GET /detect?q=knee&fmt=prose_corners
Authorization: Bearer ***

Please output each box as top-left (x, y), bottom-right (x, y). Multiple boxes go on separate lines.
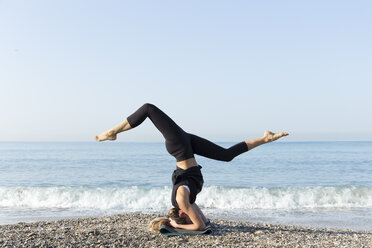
top-left (223, 156), bottom-right (234, 162)
top-left (142, 103), bottom-right (155, 112)
top-left (142, 103), bottom-right (159, 115)
top-left (143, 103), bottom-right (153, 108)
top-left (222, 152), bottom-right (234, 162)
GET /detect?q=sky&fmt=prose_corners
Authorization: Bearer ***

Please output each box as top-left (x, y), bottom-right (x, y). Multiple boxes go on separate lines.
top-left (0, 0), bottom-right (371, 142)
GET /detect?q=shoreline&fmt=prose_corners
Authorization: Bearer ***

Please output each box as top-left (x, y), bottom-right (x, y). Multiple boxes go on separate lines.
top-left (1, 213), bottom-right (371, 247)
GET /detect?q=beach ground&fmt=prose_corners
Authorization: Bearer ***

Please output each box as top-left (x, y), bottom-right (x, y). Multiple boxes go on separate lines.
top-left (0, 213), bottom-right (371, 247)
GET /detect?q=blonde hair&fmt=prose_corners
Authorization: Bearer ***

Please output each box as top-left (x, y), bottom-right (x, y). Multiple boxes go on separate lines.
top-left (149, 208), bottom-right (187, 232)
top-left (149, 217), bottom-right (169, 232)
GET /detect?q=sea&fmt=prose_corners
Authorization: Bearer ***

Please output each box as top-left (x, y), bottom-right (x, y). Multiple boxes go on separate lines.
top-left (0, 141), bottom-right (371, 231)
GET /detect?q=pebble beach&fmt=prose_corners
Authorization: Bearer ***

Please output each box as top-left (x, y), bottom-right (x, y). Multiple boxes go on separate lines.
top-left (0, 214), bottom-right (371, 248)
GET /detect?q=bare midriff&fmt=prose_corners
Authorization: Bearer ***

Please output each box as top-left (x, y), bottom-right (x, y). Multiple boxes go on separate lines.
top-left (176, 157), bottom-right (198, 170)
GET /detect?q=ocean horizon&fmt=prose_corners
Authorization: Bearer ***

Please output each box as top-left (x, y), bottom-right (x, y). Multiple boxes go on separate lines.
top-left (1, 141), bottom-right (371, 231)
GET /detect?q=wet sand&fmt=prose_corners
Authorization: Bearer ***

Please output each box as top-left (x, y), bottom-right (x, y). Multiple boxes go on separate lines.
top-left (0, 213), bottom-right (371, 247)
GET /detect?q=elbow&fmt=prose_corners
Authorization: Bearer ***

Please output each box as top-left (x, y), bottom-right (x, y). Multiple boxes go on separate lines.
top-left (195, 222), bottom-right (206, 231)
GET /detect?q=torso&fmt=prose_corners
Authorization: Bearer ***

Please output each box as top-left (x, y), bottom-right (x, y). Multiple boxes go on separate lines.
top-left (171, 163), bottom-right (204, 209)
top-left (176, 157), bottom-right (198, 170)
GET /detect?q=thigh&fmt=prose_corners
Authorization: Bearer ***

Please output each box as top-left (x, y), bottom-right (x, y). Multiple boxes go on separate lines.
top-left (165, 131), bottom-right (194, 161)
top-left (146, 104), bottom-right (185, 141)
top-left (189, 134), bottom-right (227, 160)
top-left (128, 103), bottom-right (185, 141)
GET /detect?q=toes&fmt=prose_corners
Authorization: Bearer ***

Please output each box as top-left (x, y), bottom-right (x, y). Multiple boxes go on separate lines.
top-left (276, 132), bottom-right (288, 139)
top-left (264, 131), bottom-right (288, 142)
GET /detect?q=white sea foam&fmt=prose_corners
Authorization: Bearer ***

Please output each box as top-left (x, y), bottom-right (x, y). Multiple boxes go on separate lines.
top-left (0, 185), bottom-right (371, 211)
top-left (199, 185), bottom-right (372, 210)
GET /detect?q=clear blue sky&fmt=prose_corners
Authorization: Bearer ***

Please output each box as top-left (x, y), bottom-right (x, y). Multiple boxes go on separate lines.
top-left (1, 1), bottom-right (371, 141)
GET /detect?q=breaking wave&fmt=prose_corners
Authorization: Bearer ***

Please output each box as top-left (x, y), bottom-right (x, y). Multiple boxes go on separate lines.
top-left (1, 185), bottom-right (371, 211)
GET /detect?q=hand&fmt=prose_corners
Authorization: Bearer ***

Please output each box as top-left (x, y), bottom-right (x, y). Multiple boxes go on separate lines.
top-left (169, 218), bottom-right (179, 228)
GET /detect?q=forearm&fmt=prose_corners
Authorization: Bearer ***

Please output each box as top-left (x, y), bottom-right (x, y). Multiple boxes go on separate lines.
top-left (175, 222), bottom-right (205, 231)
top-left (194, 204), bottom-right (207, 223)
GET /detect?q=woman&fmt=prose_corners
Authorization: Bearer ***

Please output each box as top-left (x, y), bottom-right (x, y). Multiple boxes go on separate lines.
top-left (95, 103), bottom-right (288, 231)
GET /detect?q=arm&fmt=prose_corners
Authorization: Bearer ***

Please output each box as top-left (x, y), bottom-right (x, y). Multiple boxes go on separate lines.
top-left (169, 187), bottom-right (206, 231)
top-left (193, 203), bottom-right (207, 223)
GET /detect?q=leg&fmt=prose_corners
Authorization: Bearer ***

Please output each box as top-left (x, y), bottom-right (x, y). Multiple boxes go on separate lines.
top-left (95, 103), bottom-right (194, 162)
top-left (190, 134), bottom-right (248, 162)
top-left (190, 131), bottom-right (288, 162)
top-left (95, 103), bottom-right (184, 142)
top-left (127, 103), bottom-right (195, 161)
top-left (126, 103), bottom-right (185, 140)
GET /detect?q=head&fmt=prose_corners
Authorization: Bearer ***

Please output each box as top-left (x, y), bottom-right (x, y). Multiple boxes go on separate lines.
top-left (149, 207), bottom-right (191, 232)
top-left (169, 207), bottom-right (193, 225)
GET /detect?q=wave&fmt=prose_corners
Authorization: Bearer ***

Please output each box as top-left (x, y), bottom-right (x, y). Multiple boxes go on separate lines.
top-left (0, 185), bottom-right (371, 211)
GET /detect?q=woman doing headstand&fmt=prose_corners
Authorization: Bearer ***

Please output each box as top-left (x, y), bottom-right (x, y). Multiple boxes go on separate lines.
top-left (95, 103), bottom-right (288, 231)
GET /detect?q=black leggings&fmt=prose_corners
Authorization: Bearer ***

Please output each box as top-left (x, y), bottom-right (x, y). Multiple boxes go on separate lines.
top-left (127, 103), bottom-right (248, 162)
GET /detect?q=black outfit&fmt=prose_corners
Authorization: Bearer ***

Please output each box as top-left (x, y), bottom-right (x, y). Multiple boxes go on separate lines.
top-left (127, 103), bottom-right (249, 208)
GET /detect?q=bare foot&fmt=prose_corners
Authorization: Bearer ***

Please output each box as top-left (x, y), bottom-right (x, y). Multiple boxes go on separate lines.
top-left (264, 131), bottom-right (288, 143)
top-left (95, 129), bottom-right (117, 142)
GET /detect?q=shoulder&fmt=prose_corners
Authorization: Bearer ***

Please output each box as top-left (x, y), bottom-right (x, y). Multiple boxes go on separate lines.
top-left (176, 185), bottom-right (190, 197)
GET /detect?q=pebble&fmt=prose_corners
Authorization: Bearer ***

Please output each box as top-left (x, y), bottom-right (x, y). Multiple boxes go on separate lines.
top-left (0, 213), bottom-right (371, 248)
